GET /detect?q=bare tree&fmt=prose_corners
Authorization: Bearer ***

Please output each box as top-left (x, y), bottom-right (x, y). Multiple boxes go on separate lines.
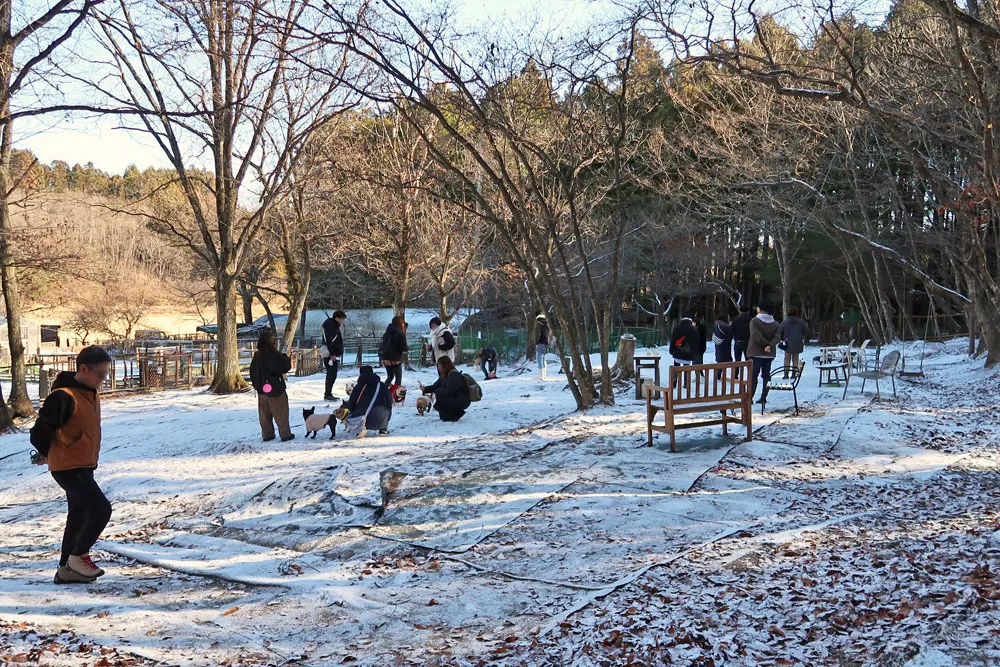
top-left (93, 0), bottom-right (342, 391)
top-left (310, 3), bottom-right (658, 407)
top-left (0, 0), bottom-right (105, 422)
top-left (648, 0), bottom-right (1000, 363)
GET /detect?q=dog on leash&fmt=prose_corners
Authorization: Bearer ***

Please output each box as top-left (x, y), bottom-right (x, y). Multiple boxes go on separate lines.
top-left (303, 406), bottom-right (336, 439)
top-left (332, 400), bottom-right (350, 424)
top-left (388, 384), bottom-right (407, 406)
top-left (416, 394), bottom-right (434, 416)
top-left (344, 381), bottom-right (356, 397)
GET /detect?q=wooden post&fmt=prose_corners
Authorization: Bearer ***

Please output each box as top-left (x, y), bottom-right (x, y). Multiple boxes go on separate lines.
top-left (38, 360), bottom-right (49, 400)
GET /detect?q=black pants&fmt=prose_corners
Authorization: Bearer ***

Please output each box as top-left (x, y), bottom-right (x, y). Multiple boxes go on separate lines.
top-left (324, 358), bottom-right (339, 396)
top-left (51, 468), bottom-right (112, 567)
top-left (733, 340), bottom-right (748, 362)
top-left (384, 364), bottom-right (402, 386)
top-left (751, 357), bottom-right (774, 401)
top-left (483, 357), bottom-right (497, 380)
top-left (435, 402), bottom-right (466, 422)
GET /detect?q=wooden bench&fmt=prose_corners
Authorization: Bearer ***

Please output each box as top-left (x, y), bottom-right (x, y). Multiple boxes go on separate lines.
top-left (645, 361), bottom-right (753, 452)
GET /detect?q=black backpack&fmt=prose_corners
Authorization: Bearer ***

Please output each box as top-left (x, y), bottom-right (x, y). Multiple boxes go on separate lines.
top-left (380, 331), bottom-right (392, 357)
top-left (439, 328), bottom-right (456, 352)
top-left (250, 355), bottom-right (285, 397)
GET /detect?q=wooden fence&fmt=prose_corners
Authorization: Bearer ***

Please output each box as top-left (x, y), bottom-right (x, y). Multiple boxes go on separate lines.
top-left (37, 351), bottom-right (193, 399)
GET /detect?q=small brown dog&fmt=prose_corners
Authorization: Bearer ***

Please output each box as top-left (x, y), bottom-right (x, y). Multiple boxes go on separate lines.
top-left (416, 395), bottom-right (433, 416)
top-left (332, 401), bottom-right (350, 424)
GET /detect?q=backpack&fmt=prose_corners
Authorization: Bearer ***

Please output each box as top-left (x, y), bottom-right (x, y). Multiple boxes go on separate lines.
top-left (250, 355), bottom-right (285, 397)
top-left (380, 331), bottom-right (392, 357)
top-left (438, 328), bottom-right (456, 352)
top-left (462, 373), bottom-right (482, 402)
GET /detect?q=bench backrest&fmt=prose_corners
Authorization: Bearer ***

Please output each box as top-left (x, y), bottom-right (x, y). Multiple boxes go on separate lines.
top-left (666, 361), bottom-right (752, 407)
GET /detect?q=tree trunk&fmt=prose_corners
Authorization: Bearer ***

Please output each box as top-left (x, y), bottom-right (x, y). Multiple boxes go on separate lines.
top-left (611, 334), bottom-right (636, 381)
top-left (282, 270), bottom-right (311, 354)
top-left (238, 283), bottom-right (254, 326)
top-left (209, 277), bottom-right (248, 393)
top-left (598, 309), bottom-right (614, 405)
top-left (775, 228), bottom-right (792, 318)
top-left (0, 99), bottom-right (32, 418)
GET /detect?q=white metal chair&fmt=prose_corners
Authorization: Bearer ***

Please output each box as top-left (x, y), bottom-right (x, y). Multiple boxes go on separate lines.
top-left (855, 339), bottom-right (871, 372)
top-left (843, 350), bottom-right (901, 401)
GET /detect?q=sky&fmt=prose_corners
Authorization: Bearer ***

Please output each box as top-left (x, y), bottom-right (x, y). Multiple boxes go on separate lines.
top-left (16, 0), bottom-right (609, 176)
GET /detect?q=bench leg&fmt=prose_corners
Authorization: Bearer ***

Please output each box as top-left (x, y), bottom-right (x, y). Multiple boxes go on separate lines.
top-left (646, 413), bottom-right (653, 447)
top-left (722, 411), bottom-right (728, 437)
top-left (842, 377), bottom-right (849, 400)
top-left (793, 389), bottom-right (799, 415)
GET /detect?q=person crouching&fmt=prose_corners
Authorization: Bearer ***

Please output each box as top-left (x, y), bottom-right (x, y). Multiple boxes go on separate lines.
top-left (421, 356), bottom-right (471, 422)
top-left (344, 365), bottom-right (393, 436)
top-left (30, 345), bottom-right (114, 584)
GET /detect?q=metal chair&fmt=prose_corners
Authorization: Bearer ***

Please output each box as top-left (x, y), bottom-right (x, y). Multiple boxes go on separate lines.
top-left (855, 339), bottom-right (871, 372)
top-left (762, 360), bottom-right (806, 414)
top-left (843, 350), bottom-right (901, 401)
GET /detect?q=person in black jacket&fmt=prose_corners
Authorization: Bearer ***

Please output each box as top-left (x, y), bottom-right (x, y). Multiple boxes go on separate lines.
top-left (249, 330), bottom-right (294, 442)
top-left (421, 356), bottom-right (471, 422)
top-left (730, 306), bottom-right (753, 362)
top-left (693, 312), bottom-right (708, 365)
top-left (669, 316), bottom-right (701, 366)
top-left (344, 365), bottom-right (392, 435)
top-left (322, 310), bottom-right (346, 401)
top-left (713, 311), bottom-right (733, 364)
top-left (380, 315), bottom-right (408, 387)
top-left (477, 346), bottom-right (498, 380)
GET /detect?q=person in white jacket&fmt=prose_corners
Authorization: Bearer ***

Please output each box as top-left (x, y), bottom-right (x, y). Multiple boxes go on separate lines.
top-left (427, 317), bottom-right (457, 363)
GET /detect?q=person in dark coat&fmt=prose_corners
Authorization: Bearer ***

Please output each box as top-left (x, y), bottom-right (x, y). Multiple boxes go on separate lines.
top-left (748, 300), bottom-right (781, 403)
top-left (669, 316), bottom-right (701, 366)
top-left (535, 314), bottom-right (551, 379)
top-left (249, 330), bottom-right (294, 442)
top-left (380, 315), bottom-right (409, 387)
top-left (693, 313), bottom-right (708, 365)
top-left (713, 311), bottom-right (733, 364)
top-left (421, 356), bottom-right (471, 422)
top-left (344, 365), bottom-right (392, 434)
top-left (731, 306), bottom-right (753, 362)
top-left (778, 307), bottom-right (809, 378)
top-left (30, 345), bottom-right (114, 584)
top-left (322, 310), bottom-right (346, 400)
top-left (477, 346), bottom-right (498, 380)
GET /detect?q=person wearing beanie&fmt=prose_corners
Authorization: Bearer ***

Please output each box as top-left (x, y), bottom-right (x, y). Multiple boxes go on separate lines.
top-left (30, 345), bottom-right (114, 584)
top-left (730, 305), bottom-right (753, 362)
top-left (344, 365), bottom-right (393, 435)
top-left (322, 310), bottom-right (346, 400)
top-left (747, 299), bottom-right (781, 404)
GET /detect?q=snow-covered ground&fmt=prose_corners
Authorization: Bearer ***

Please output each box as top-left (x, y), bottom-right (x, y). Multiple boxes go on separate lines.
top-left (1, 341), bottom-right (999, 666)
